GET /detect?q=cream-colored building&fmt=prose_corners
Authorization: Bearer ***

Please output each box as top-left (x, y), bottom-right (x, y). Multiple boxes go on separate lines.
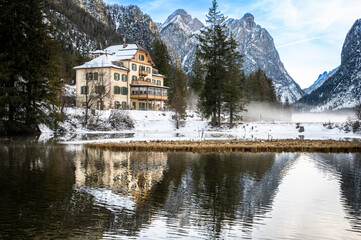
top-left (74, 43), bottom-right (168, 110)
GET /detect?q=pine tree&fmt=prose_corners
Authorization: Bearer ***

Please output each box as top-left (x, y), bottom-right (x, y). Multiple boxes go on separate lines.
top-left (190, 47), bottom-right (204, 93)
top-left (151, 40), bottom-right (171, 86)
top-left (197, 0), bottom-right (229, 127)
top-left (169, 67), bottom-right (187, 128)
top-left (0, 0), bottom-right (61, 135)
top-left (222, 34), bottom-right (247, 128)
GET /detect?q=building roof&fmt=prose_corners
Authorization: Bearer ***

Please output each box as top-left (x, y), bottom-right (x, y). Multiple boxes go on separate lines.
top-left (73, 54), bottom-right (129, 71)
top-left (74, 43), bottom-right (157, 70)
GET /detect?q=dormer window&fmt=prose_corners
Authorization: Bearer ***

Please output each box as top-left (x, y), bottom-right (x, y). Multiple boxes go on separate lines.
top-left (139, 54), bottom-right (145, 61)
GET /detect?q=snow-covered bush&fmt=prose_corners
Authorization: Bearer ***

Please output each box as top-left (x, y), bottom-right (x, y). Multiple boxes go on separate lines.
top-left (108, 110), bottom-right (134, 130)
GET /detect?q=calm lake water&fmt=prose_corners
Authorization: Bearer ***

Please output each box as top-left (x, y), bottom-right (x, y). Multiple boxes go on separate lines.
top-left (0, 138), bottom-right (361, 239)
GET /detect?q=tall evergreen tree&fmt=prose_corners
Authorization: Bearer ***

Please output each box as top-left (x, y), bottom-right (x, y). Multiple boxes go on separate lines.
top-left (0, 0), bottom-right (61, 135)
top-left (222, 34), bottom-right (247, 128)
top-left (197, 0), bottom-right (229, 127)
top-left (151, 40), bottom-right (171, 86)
top-left (190, 47), bottom-right (204, 93)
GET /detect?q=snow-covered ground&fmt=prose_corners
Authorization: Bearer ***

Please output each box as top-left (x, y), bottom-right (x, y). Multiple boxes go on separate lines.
top-left (39, 108), bottom-right (361, 144)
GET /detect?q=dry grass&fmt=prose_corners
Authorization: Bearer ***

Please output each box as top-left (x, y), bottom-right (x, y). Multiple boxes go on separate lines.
top-left (85, 139), bottom-right (361, 153)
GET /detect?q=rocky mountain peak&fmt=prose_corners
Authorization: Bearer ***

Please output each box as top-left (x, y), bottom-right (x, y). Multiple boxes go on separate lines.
top-left (241, 13), bottom-right (255, 28)
top-left (164, 9), bottom-right (192, 26)
top-left (341, 18), bottom-right (361, 64)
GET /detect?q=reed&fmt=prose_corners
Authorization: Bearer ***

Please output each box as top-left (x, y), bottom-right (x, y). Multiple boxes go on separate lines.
top-left (85, 139), bottom-right (361, 153)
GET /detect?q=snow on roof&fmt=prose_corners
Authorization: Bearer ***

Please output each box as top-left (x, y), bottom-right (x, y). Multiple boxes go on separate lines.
top-left (73, 54), bottom-right (129, 70)
top-left (153, 73), bottom-right (166, 78)
top-left (104, 44), bottom-right (139, 54)
top-left (92, 50), bottom-right (105, 54)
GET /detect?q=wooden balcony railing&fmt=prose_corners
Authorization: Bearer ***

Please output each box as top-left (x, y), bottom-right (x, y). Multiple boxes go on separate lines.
top-left (131, 80), bottom-right (157, 85)
top-left (139, 70), bottom-right (148, 76)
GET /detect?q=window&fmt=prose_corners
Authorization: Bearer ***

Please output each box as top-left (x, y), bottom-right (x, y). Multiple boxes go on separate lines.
top-left (122, 74), bottom-right (127, 82)
top-left (139, 102), bottom-right (145, 110)
top-left (132, 76), bottom-right (137, 81)
top-left (131, 87), bottom-right (138, 95)
top-left (114, 101), bottom-right (120, 109)
top-left (139, 87), bottom-right (146, 95)
top-left (152, 79), bottom-right (156, 83)
top-left (95, 86), bottom-right (105, 94)
top-left (140, 77), bottom-right (145, 81)
top-left (114, 86), bottom-right (121, 94)
top-left (132, 102), bottom-right (136, 110)
top-left (86, 73), bottom-right (93, 80)
top-left (97, 101), bottom-right (104, 110)
top-left (94, 72), bottom-right (98, 80)
top-left (162, 89), bottom-right (168, 96)
top-left (155, 88), bottom-right (161, 96)
top-left (81, 86), bottom-right (88, 94)
top-left (139, 65), bottom-right (146, 71)
top-left (148, 103), bottom-right (152, 110)
top-left (122, 102), bottom-right (127, 109)
top-left (146, 78), bottom-right (151, 82)
top-left (146, 67), bottom-right (151, 73)
top-left (121, 87), bottom-right (128, 95)
top-left (149, 87), bottom-right (154, 95)
top-left (114, 73), bottom-right (120, 81)
top-left (139, 54), bottom-right (145, 61)
top-left (157, 80), bottom-right (161, 86)
top-left (132, 63), bottom-right (137, 71)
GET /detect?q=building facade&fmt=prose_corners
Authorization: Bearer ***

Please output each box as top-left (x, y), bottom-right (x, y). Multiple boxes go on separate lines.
top-left (74, 44), bottom-right (168, 111)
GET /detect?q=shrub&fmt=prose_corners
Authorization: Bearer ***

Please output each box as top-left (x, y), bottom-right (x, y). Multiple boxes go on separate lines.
top-left (108, 110), bottom-right (134, 130)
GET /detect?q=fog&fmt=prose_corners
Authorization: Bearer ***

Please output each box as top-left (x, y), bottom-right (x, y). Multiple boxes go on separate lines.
top-left (242, 102), bottom-right (291, 122)
top-left (292, 111), bottom-right (353, 123)
top-left (243, 102), bottom-right (355, 123)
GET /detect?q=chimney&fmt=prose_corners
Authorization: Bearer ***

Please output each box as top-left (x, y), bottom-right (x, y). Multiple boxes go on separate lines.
top-left (122, 37), bottom-right (127, 48)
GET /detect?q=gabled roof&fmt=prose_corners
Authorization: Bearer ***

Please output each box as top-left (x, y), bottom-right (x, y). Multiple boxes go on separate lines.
top-left (74, 43), bottom-right (156, 70)
top-left (73, 54), bottom-right (129, 71)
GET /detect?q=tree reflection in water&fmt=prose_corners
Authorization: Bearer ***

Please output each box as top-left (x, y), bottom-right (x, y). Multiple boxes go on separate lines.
top-left (1, 140), bottom-right (360, 239)
top-left (75, 149), bottom-right (296, 237)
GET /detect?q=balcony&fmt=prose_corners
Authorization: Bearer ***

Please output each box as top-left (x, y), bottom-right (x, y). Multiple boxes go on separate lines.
top-left (131, 94), bottom-right (167, 101)
top-left (139, 70), bottom-right (148, 76)
top-left (131, 80), bottom-right (156, 85)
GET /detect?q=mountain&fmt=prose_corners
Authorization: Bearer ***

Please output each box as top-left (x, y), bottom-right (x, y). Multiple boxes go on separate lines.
top-left (159, 10), bottom-right (305, 103)
top-left (296, 19), bottom-right (361, 111)
top-left (303, 67), bottom-right (339, 94)
top-left (45, 0), bottom-right (182, 69)
top-left (226, 14), bottom-right (304, 103)
top-left (159, 9), bottom-right (204, 73)
top-left (106, 4), bottom-right (160, 52)
top-left (45, 0), bottom-right (124, 55)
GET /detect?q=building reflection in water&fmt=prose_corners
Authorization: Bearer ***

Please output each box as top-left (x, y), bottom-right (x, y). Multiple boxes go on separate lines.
top-left (75, 149), bottom-right (168, 205)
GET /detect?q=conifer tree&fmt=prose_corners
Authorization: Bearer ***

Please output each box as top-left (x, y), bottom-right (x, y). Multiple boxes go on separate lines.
top-left (0, 0), bottom-right (61, 135)
top-left (222, 34), bottom-right (247, 128)
top-left (151, 40), bottom-right (171, 86)
top-left (197, 0), bottom-right (229, 127)
top-left (190, 47), bottom-right (204, 93)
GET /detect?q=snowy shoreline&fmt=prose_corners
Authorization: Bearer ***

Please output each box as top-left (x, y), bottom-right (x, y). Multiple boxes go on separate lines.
top-left (38, 108), bottom-right (361, 144)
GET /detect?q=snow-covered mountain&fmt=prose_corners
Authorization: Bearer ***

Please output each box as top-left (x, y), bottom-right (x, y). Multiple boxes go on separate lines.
top-left (159, 9), bottom-right (204, 73)
top-left (105, 4), bottom-right (160, 52)
top-left (297, 19), bottom-right (361, 111)
top-left (226, 14), bottom-right (304, 103)
top-left (159, 10), bottom-right (305, 103)
top-left (303, 67), bottom-right (339, 94)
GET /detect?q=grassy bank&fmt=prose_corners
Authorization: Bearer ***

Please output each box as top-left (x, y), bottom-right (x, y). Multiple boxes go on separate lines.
top-left (85, 140), bottom-right (361, 153)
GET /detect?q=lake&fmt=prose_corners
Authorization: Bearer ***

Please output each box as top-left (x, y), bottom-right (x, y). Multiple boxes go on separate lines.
top-left (0, 138), bottom-right (360, 239)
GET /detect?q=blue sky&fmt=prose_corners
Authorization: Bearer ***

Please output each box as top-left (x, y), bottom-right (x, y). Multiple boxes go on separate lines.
top-left (104, 0), bottom-right (361, 89)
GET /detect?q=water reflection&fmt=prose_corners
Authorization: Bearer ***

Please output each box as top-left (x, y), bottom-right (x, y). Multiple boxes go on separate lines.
top-left (0, 141), bottom-right (361, 239)
top-left (311, 153), bottom-right (361, 234)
